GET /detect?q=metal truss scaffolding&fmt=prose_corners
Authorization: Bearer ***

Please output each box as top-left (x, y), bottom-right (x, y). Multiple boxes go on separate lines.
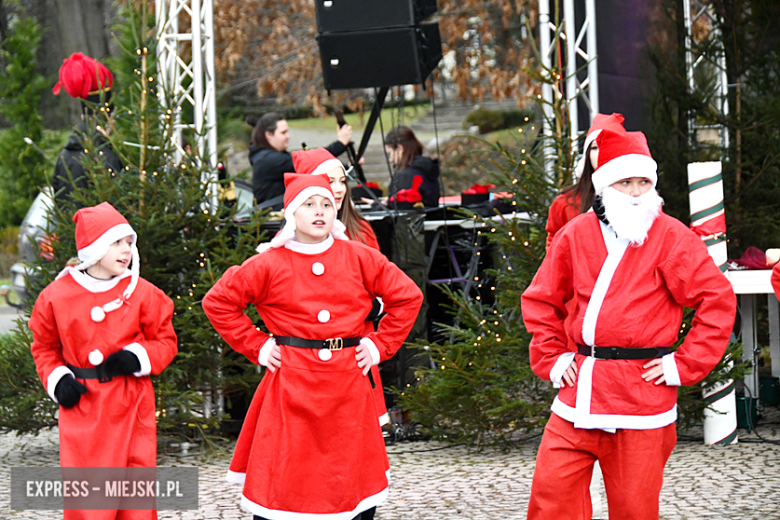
top-left (683, 0), bottom-right (729, 152)
top-left (538, 0), bottom-right (599, 172)
top-left (156, 0), bottom-right (221, 417)
top-left (156, 0), bottom-right (219, 206)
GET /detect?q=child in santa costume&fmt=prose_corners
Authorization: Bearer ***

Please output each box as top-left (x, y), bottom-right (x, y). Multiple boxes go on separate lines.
top-left (30, 202), bottom-right (178, 520)
top-left (203, 173), bottom-right (423, 520)
top-left (545, 113), bottom-right (626, 251)
top-left (522, 130), bottom-right (736, 520)
top-left (292, 148), bottom-right (390, 425)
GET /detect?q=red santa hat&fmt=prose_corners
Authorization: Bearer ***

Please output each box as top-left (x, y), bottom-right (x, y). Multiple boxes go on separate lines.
top-left (574, 113), bottom-right (626, 179)
top-left (256, 173), bottom-right (348, 253)
top-left (292, 148), bottom-right (346, 177)
top-left (57, 202), bottom-right (140, 322)
top-left (591, 129), bottom-right (658, 195)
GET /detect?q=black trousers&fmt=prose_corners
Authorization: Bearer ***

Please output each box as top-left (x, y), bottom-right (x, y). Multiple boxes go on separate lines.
top-left (255, 508), bottom-right (376, 520)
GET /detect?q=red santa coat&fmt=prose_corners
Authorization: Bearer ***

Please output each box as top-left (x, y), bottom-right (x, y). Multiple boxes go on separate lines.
top-left (772, 261), bottom-right (780, 299)
top-left (30, 274), bottom-right (176, 481)
top-left (545, 192), bottom-right (581, 251)
top-left (203, 236), bottom-right (423, 519)
top-left (522, 212), bottom-right (735, 430)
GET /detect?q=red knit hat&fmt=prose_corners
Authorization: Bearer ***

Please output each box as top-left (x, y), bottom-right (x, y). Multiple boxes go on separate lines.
top-left (65, 202), bottom-right (140, 322)
top-left (257, 174), bottom-right (348, 252)
top-left (574, 113), bottom-right (627, 179)
top-left (52, 52), bottom-right (113, 100)
top-left (591, 129), bottom-right (658, 194)
top-left (292, 148), bottom-right (345, 177)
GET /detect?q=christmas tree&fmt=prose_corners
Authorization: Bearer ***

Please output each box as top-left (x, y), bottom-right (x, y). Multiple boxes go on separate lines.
top-left (0, 0), bottom-right (269, 442)
top-left (399, 16), bottom-right (746, 448)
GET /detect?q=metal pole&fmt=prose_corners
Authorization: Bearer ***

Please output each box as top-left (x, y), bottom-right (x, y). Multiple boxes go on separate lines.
top-left (585, 0), bottom-right (598, 118)
top-left (563, 0), bottom-right (578, 140)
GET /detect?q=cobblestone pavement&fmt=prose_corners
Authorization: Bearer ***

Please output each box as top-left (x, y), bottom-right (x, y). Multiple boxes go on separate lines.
top-left (3, 416), bottom-right (780, 519)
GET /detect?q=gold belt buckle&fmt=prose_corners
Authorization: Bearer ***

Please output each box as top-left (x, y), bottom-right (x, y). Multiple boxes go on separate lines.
top-left (326, 337), bottom-right (343, 351)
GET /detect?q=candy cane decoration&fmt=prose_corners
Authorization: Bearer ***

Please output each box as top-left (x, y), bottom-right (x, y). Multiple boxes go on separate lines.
top-left (688, 161), bottom-right (737, 445)
top-left (688, 162), bottom-right (728, 271)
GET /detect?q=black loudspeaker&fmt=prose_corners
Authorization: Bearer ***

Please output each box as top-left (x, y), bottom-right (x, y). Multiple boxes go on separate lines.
top-left (315, 0), bottom-right (438, 33)
top-left (318, 22), bottom-right (442, 90)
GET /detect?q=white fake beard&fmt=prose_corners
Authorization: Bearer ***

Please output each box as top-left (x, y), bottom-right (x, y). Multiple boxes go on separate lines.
top-left (601, 186), bottom-right (664, 246)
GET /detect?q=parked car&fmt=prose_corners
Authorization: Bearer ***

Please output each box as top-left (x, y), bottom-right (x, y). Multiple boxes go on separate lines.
top-left (10, 188), bottom-right (53, 307)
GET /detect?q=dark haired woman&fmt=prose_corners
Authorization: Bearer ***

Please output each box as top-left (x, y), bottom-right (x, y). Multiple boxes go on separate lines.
top-left (384, 125), bottom-right (440, 208)
top-left (247, 112), bottom-right (353, 210)
top-left (545, 113), bottom-right (626, 251)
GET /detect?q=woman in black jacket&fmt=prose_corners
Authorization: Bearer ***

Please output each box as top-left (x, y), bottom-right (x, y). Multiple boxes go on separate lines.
top-left (384, 125), bottom-right (440, 208)
top-left (248, 112), bottom-right (352, 210)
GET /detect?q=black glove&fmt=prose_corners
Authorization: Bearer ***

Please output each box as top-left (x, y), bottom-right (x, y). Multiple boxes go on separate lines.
top-left (54, 375), bottom-right (88, 408)
top-left (103, 350), bottom-right (141, 378)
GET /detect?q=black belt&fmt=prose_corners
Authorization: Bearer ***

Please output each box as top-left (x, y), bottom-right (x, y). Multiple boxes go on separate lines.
top-left (577, 344), bottom-right (670, 360)
top-left (67, 363), bottom-right (113, 383)
top-left (274, 336), bottom-right (361, 350)
top-left (273, 335), bottom-right (374, 388)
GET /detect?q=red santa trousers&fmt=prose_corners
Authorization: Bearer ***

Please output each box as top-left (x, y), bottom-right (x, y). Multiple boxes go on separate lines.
top-left (527, 413), bottom-right (676, 520)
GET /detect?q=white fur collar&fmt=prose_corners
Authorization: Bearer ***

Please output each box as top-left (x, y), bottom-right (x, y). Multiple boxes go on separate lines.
top-left (284, 235), bottom-right (335, 255)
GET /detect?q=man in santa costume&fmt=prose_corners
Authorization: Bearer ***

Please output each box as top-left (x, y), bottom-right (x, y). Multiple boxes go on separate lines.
top-left (203, 173), bottom-right (423, 520)
top-left (521, 129), bottom-right (736, 520)
top-left (30, 202), bottom-right (178, 520)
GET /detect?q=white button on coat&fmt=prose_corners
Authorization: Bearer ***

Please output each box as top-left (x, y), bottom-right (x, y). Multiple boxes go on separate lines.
top-left (312, 262), bottom-right (325, 276)
top-left (317, 310), bottom-right (330, 323)
top-left (90, 306), bottom-right (106, 323)
top-left (88, 349), bottom-right (104, 366)
top-left (318, 349), bottom-right (333, 361)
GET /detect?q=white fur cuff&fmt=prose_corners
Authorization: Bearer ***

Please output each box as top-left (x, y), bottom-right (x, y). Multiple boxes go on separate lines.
top-left (47, 365), bottom-right (75, 403)
top-left (361, 337), bottom-right (381, 365)
top-left (550, 352), bottom-right (576, 386)
top-left (258, 337), bottom-right (277, 366)
top-left (124, 343), bottom-right (151, 377)
top-left (662, 352), bottom-right (681, 386)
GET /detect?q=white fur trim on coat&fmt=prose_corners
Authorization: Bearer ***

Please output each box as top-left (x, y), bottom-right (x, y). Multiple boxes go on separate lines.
top-left (226, 470), bottom-right (246, 485)
top-left (258, 337), bottom-right (277, 366)
top-left (361, 337), bottom-right (381, 365)
top-left (239, 487), bottom-right (388, 520)
top-left (581, 223), bottom-right (629, 346)
top-left (123, 342), bottom-right (151, 376)
top-left (549, 352), bottom-right (575, 387)
top-left (47, 365), bottom-right (76, 403)
top-left (662, 352), bottom-right (681, 386)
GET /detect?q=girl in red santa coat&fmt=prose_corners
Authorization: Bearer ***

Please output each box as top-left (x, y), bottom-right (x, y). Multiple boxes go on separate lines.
top-left (545, 113), bottom-right (627, 251)
top-left (292, 148), bottom-right (390, 425)
top-left (203, 173), bottom-right (423, 520)
top-left (522, 130), bottom-right (736, 520)
top-left (30, 202), bottom-right (178, 520)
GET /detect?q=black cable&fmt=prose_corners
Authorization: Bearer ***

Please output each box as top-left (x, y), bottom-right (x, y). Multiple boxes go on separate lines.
top-left (739, 384), bottom-right (780, 445)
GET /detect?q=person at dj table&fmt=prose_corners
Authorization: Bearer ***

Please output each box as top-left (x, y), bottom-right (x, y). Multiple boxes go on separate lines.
top-left (247, 112), bottom-right (354, 210)
top-left (521, 129), bottom-right (736, 520)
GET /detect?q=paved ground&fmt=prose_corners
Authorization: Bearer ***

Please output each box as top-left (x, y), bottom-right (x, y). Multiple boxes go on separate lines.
top-left (3, 411), bottom-right (780, 519)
